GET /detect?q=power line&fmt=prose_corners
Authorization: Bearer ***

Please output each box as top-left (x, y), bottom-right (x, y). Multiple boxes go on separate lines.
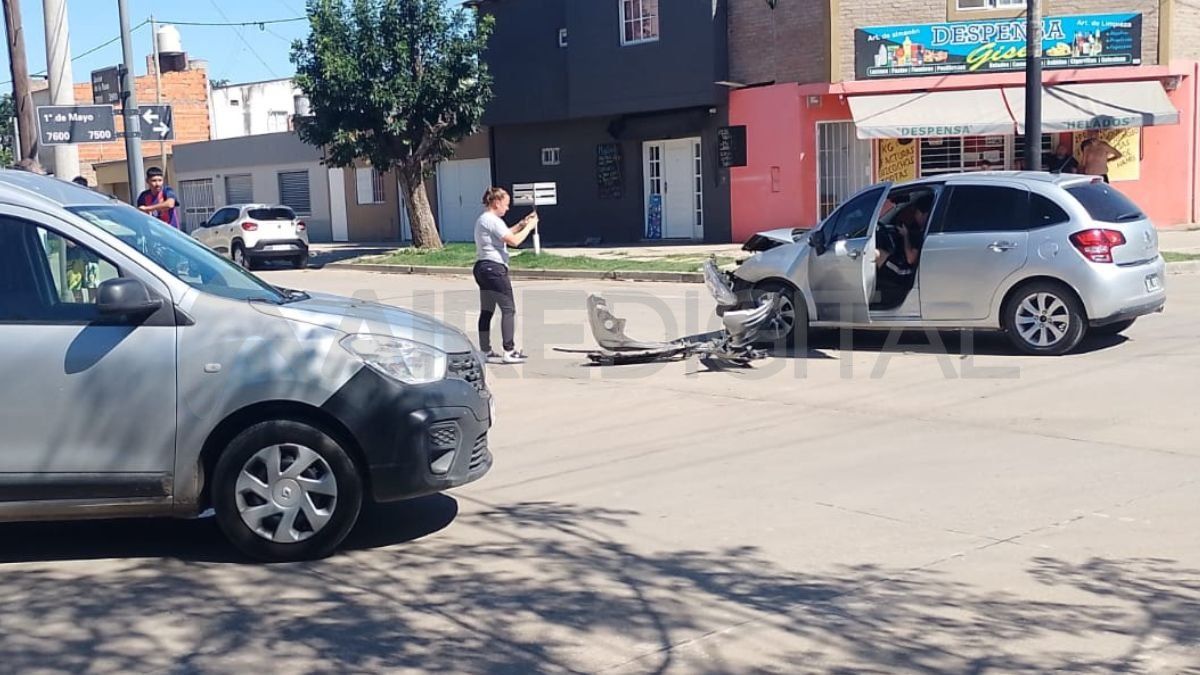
top-left (204, 2), bottom-right (282, 78)
top-left (1, 19), bottom-right (151, 87)
top-left (155, 16), bottom-right (306, 27)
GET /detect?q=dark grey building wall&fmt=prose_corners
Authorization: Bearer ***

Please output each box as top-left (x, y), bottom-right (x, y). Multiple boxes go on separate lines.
top-left (492, 108), bottom-right (731, 245)
top-left (480, 0), bottom-right (727, 123)
top-left (174, 132), bottom-right (323, 173)
top-left (565, 0), bottom-right (727, 117)
top-left (478, 0), bottom-right (568, 125)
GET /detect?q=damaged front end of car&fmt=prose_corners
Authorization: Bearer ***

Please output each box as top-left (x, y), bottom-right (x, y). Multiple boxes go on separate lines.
top-left (555, 259), bottom-right (781, 367)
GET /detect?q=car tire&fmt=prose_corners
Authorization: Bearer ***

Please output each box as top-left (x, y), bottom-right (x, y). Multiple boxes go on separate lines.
top-left (1002, 281), bottom-right (1087, 356)
top-left (213, 420), bottom-right (364, 562)
top-left (1090, 318), bottom-right (1136, 337)
top-left (751, 281), bottom-right (808, 351)
top-left (293, 253), bottom-right (309, 269)
top-left (232, 243), bottom-right (250, 270)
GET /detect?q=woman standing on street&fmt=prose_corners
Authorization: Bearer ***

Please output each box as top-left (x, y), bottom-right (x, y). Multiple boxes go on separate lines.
top-left (474, 187), bottom-right (538, 363)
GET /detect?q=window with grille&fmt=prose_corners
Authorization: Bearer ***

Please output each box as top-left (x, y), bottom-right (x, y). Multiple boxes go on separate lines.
top-left (693, 140), bottom-right (704, 229)
top-left (620, 0), bottom-right (659, 45)
top-left (919, 136), bottom-right (1010, 176)
top-left (356, 167), bottom-right (386, 204)
top-left (541, 147), bottom-right (561, 166)
top-left (817, 121), bottom-right (874, 220)
top-left (277, 171), bottom-right (311, 216)
top-left (1013, 134), bottom-right (1055, 169)
top-left (178, 178), bottom-right (215, 232)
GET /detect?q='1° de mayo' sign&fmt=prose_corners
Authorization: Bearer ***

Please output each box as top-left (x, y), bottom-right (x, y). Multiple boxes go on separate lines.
top-left (855, 13), bottom-right (1142, 80)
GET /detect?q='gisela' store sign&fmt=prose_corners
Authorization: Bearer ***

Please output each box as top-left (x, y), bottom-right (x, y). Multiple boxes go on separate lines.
top-left (854, 13), bottom-right (1142, 80)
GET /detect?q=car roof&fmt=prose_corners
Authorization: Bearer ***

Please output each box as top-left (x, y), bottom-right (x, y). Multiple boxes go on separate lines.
top-left (225, 203), bottom-right (293, 210)
top-left (0, 170), bottom-right (121, 210)
top-left (904, 171), bottom-right (1095, 189)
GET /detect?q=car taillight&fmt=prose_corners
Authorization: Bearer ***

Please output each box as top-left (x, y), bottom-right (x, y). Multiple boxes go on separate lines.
top-left (296, 221), bottom-right (306, 232)
top-left (241, 221), bottom-right (258, 232)
top-left (1070, 228), bottom-right (1126, 263)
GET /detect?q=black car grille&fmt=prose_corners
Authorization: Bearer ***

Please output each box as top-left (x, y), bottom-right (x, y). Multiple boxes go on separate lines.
top-left (469, 433), bottom-right (489, 471)
top-left (428, 423), bottom-right (459, 451)
top-left (448, 352), bottom-right (486, 393)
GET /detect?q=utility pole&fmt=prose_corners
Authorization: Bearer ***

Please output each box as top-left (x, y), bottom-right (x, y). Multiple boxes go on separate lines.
top-left (150, 16), bottom-right (165, 180)
top-left (43, 0), bottom-right (79, 178)
top-left (1024, 0), bottom-right (1043, 171)
top-left (3, 0), bottom-right (39, 165)
top-left (118, 0), bottom-right (143, 202)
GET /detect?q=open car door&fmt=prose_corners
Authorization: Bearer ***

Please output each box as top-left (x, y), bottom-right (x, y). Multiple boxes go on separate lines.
top-left (807, 182), bottom-right (893, 324)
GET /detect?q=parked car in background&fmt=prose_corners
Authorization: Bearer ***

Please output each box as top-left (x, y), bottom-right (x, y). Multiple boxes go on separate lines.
top-left (0, 172), bottom-right (493, 561)
top-left (192, 204), bottom-right (310, 270)
top-left (710, 172), bottom-right (1166, 356)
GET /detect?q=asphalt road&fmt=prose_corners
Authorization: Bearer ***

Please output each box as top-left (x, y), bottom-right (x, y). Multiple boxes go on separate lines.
top-left (3, 268), bottom-right (1199, 674)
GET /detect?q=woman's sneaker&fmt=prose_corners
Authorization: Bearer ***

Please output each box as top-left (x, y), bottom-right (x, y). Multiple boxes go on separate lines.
top-left (501, 349), bottom-right (528, 364)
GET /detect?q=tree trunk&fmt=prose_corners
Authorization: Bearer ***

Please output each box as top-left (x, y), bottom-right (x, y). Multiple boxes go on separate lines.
top-left (399, 169), bottom-right (444, 250)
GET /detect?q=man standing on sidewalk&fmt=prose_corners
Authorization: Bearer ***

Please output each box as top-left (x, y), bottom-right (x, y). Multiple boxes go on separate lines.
top-left (136, 167), bottom-right (181, 228)
top-left (1080, 134), bottom-right (1122, 184)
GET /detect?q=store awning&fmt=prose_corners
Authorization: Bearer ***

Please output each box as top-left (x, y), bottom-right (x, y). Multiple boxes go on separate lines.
top-left (1005, 81), bottom-right (1180, 134)
top-left (847, 89), bottom-right (1015, 140)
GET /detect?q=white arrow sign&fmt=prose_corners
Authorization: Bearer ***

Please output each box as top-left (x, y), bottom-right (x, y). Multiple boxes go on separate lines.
top-left (153, 123), bottom-right (169, 137)
top-left (142, 108), bottom-right (158, 125)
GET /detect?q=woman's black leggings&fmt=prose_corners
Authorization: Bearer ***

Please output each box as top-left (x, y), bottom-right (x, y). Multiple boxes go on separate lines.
top-left (473, 260), bottom-right (516, 352)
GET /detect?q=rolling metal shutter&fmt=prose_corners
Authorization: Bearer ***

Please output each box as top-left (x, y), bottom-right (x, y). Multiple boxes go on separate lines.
top-left (277, 171), bottom-right (312, 216)
top-left (224, 174), bottom-right (254, 205)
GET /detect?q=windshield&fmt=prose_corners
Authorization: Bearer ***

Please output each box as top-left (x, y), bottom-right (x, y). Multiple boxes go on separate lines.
top-left (67, 204), bottom-right (288, 303)
top-left (247, 207), bottom-right (296, 221)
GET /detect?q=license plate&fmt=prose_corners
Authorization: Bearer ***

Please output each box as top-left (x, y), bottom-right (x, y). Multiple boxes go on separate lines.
top-left (1145, 274), bottom-right (1161, 292)
top-left (267, 244), bottom-right (293, 251)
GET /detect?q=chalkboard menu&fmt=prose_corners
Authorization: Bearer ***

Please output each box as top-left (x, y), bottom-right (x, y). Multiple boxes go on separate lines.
top-left (717, 126), bottom-right (747, 168)
top-left (596, 143), bottom-right (623, 199)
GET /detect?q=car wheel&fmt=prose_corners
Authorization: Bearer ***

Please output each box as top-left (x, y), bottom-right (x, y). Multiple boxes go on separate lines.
top-left (1090, 318), bottom-right (1136, 337)
top-left (1002, 281), bottom-right (1086, 356)
top-left (751, 281), bottom-right (808, 349)
top-left (232, 244), bottom-right (250, 270)
top-left (293, 253), bottom-right (309, 269)
top-left (213, 420), bottom-right (363, 562)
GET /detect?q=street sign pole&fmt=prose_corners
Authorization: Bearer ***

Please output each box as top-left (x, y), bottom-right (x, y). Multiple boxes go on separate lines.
top-left (118, 0), bottom-right (142, 203)
top-left (1024, 0), bottom-right (1043, 171)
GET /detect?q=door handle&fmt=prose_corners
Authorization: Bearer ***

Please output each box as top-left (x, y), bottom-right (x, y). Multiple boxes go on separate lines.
top-left (988, 241), bottom-right (1016, 252)
top-left (846, 248), bottom-right (864, 260)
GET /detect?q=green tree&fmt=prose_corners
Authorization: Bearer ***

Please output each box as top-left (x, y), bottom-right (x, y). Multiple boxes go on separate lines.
top-left (0, 94), bottom-right (14, 167)
top-left (291, 0), bottom-right (493, 249)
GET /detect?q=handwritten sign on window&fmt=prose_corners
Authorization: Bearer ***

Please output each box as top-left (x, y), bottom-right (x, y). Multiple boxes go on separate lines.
top-left (596, 143), bottom-right (624, 199)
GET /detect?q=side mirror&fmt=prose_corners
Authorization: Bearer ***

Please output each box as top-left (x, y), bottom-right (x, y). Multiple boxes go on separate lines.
top-left (97, 278), bottom-right (164, 318)
top-left (809, 229), bottom-right (827, 255)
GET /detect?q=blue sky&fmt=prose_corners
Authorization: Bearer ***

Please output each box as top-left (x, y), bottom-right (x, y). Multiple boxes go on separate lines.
top-left (2, 0), bottom-right (468, 88)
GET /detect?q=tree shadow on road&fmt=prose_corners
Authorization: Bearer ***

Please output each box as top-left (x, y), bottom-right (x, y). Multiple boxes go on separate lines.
top-left (1, 500), bottom-right (1197, 673)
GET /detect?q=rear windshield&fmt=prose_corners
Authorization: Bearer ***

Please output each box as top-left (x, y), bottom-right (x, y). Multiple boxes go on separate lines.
top-left (1065, 183), bottom-right (1145, 223)
top-left (247, 207), bottom-right (296, 221)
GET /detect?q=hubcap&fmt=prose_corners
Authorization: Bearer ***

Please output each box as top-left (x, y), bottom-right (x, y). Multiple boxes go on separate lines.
top-left (1015, 292), bottom-right (1071, 348)
top-left (756, 291), bottom-right (795, 341)
top-left (235, 444), bottom-right (338, 544)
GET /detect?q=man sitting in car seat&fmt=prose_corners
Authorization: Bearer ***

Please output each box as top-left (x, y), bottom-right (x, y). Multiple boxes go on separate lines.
top-left (873, 193), bottom-right (933, 309)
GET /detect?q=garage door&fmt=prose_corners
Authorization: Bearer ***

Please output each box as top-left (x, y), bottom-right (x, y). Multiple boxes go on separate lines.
top-left (224, 174), bottom-right (254, 205)
top-left (436, 159), bottom-right (492, 242)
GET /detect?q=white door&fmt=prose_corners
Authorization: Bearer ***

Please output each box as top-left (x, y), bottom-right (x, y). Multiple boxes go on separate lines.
top-left (644, 137), bottom-right (703, 240)
top-left (437, 158), bottom-right (492, 242)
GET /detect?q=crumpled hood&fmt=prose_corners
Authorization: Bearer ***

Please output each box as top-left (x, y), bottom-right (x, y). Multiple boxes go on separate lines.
top-left (251, 291), bottom-right (475, 354)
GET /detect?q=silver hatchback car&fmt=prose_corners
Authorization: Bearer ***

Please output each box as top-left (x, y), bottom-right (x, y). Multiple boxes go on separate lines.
top-left (711, 172), bottom-right (1166, 355)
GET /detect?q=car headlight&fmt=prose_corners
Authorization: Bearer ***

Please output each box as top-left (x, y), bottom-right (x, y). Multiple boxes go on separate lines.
top-left (704, 258), bottom-right (739, 307)
top-left (339, 334), bottom-right (447, 385)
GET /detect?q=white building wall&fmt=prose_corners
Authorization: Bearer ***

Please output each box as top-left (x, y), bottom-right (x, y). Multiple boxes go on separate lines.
top-left (210, 78), bottom-right (302, 140)
top-left (175, 160), bottom-right (334, 242)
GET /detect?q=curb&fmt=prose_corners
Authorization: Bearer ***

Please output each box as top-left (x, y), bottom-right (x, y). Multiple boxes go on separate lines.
top-left (327, 261), bottom-right (705, 283)
top-left (329, 259), bottom-right (1200, 283)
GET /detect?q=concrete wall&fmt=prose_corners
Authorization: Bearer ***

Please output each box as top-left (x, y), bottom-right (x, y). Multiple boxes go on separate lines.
top-left (210, 79), bottom-right (300, 139)
top-left (1171, 0), bottom-right (1200, 62)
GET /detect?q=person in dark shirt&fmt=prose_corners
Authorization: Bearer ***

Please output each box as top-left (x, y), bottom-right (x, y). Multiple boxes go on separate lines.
top-left (1045, 140), bottom-right (1079, 174)
top-left (136, 166), bottom-right (181, 228)
top-left (874, 194), bottom-right (933, 308)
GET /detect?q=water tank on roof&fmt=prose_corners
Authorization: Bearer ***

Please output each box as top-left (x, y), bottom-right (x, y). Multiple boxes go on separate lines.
top-left (156, 25), bottom-right (183, 55)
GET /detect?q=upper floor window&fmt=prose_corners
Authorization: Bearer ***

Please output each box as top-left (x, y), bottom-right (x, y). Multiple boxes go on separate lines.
top-left (620, 0), bottom-right (659, 46)
top-left (956, 0), bottom-right (1026, 10)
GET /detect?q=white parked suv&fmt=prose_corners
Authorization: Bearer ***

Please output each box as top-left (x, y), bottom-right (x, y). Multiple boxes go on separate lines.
top-left (191, 204), bottom-right (310, 270)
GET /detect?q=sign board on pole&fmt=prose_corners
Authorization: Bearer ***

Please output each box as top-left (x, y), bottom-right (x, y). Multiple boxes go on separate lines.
top-left (91, 66), bottom-right (122, 105)
top-left (138, 105), bottom-right (174, 141)
top-left (511, 182), bottom-right (557, 255)
top-left (36, 105), bottom-right (117, 146)
top-left (717, 126), bottom-right (747, 168)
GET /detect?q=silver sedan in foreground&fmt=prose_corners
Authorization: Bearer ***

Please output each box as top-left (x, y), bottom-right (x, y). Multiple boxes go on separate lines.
top-left (709, 172), bottom-right (1166, 356)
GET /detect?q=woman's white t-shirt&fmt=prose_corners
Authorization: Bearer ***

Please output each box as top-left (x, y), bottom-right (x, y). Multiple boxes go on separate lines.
top-left (474, 212), bottom-right (510, 266)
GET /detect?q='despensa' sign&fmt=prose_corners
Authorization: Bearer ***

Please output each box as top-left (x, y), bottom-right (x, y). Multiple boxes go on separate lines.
top-left (854, 13), bottom-right (1142, 80)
